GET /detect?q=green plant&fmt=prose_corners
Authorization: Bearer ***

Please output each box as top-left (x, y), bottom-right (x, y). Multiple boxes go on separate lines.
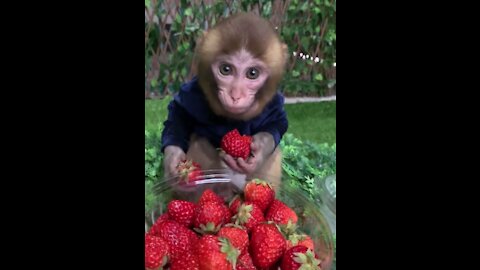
top-left (280, 133), bottom-right (336, 202)
top-left (145, 129), bottom-right (164, 183)
top-left (145, 0), bottom-right (336, 97)
top-left (280, 0), bottom-right (336, 96)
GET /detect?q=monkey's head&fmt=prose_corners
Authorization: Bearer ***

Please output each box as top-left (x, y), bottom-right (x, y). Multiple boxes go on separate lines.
top-left (195, 12), bottom-right (288, 121)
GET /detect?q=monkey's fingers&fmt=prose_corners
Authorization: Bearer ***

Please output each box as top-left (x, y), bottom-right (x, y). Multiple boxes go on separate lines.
top-left (250, 142), bottom-right (260, 152)
top-left (223, 154), bottom-right (243, 173)
top-left (250, 143), bottom-right (264, 158)
top-left (218, 149), bottom-right (227, 159)
top-left (237, 157), bottom-right (255, 174)
top-left (166, 166), bottom-right (176, 179)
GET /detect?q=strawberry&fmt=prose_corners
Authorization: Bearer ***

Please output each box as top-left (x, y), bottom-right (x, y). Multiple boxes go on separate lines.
top-left (220, 129), bottom-right (252, 160)
top-left (157, 213), bottom-right (170, 223)
top-left (195, 235), bottom-right (240, 270)
top-left (147, 213), bottom-right (170, 236)
top-left (155, 220), bottom-right (196, 261)
top-left (187, 228), bottom-right (200, 247)
top-left (228, 194), bottom-right (243, 215)
top-left (223, 203), bottom-right (233, 224)
top-left (249, 223), bottom-right (286, 268)
top-left (237, 252), bottom-right (256, 270)
top-left (280, 245), bottom-right (322, 270)
top-left (218, 224), bottom-right (249, 254)
top-left (193, 201), bottom-right (226, 234)
top-left (244, 178), bottom-right (275, 213)
top-left (286, 233), bottom-right (315, 250)
top-left (265, 199), bottom-right (298, 235)
top-left (145, 234), bottom-right (169, 270)
top-left (170, 252), bottom-right (200, 270)
top-left (177, 159), bottom-right (203, 185)
top-left (198, 189), bottom-right (225, 206)
top-left (167, 200), bottom-right (196, 228)
top-left (232, 202), bottom-right (265, 232)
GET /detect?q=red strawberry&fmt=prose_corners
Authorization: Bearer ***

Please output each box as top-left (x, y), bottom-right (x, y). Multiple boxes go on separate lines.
top-left (220, 129), bottom-right (252, 160)
top-left (147, 213), bottom-right (170, 236)
top-left (187, 228), bottom-right (200, 247)
top-left (249, 223), bottom-right (286, 268)
top-left (265, 199), bottom-right (298, 235)
top-left (198, 189), bottom-right (225, 206)
top-left (167, 200), bottom-right (196, 228)
top-left (280, 245), bottom-right (322, 270)
top-left (223, 203), bottom-right (233, 224)
top-left (170, 252), bottom-right (200, 270)
top-left (155, 220), bottom-right (196, 260)
top-left (157, 213), bottom-right (170, 223)
top-left (286, 233), bottom-right (315, 250)
top-left (195, 235), bottom-right (240, 270)
top-left (193, 201), bottom-right (226, 234)
top-left (266, 199), bottom-right (298, 224)
top-left (145, 234), bottom-right (169, 270)
top-left (228, 195), bottom-right (243, 215)
top-left (177, 159), bottom-right (203, 185)
top-left (237, 252), bottom-right (256, 270)
top-left (232, 202), bottom-right (265, 232)
top-left (244, 178), bottom-right (275, 213)
top-left (218, 224), bottom-right (249, 254)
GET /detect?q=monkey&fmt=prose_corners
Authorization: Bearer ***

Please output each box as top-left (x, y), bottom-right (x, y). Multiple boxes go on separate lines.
top-left (161, 12), bottom-right (289, 194)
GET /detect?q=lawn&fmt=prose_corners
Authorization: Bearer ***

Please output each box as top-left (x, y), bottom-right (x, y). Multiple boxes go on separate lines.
top-left (145, 97), bottom-right (171, 135)
top-left (284, 101), bottom-right (336, 144)
top-left (145, 97), bottom-right (336, 145)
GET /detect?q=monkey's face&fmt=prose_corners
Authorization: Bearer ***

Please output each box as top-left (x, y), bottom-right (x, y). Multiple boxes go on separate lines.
top-left (211, 49), bottom-right (269, 115)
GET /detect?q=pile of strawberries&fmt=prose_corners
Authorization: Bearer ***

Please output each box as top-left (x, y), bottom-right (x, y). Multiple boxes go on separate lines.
top-left (145, 179), bottom-right (323, 270)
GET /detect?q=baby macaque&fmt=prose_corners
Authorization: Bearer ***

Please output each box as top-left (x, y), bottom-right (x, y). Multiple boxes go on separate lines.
top-left (161, 12), bottom-right (288, 192)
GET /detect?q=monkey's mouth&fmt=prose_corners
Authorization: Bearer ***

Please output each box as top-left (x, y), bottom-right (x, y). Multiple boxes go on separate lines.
top-left (224, 105), bottom-right (249, 114)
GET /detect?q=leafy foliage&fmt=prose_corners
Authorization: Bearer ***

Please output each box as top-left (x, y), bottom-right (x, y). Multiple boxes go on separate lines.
top-left (145, 0), bottom-right (336, 97)
top-left (145, 129), bottom-right (164, 183)
top-left (280, 133), bottom-right (336, 203)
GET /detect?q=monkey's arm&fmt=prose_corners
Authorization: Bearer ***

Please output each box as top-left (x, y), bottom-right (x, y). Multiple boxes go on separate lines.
top-left (161, 100), bottom-right (195, 153)
top-left (161, 99), bottom-right (196, 177)
top-left (254, 95), bottom-right (289, 152)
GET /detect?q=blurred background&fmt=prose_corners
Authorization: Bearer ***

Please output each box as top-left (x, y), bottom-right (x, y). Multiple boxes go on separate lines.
top-left (145, 0), bottom-right (335, 99)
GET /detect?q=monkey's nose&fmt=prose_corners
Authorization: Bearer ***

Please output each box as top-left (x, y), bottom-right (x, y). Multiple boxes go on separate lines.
top-left (231, 96), bottom-right (240, 103)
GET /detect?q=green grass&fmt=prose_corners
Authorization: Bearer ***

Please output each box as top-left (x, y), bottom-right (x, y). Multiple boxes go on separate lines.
top-left (145, 97), bottom-right (172, 136)
top-left (284, 101), bottom-right (336, 144)
top-left (145, 97), bottom-right (336, 144)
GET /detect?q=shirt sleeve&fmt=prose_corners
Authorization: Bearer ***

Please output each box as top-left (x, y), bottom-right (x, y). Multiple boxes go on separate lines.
top-left (255, 94), bottom-right (289, 149)
top-left (161, 99), bottom-right (194, 153)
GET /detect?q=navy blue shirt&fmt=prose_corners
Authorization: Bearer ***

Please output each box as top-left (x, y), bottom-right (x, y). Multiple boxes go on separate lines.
top-left (161, 77), bottom-right (288, 153)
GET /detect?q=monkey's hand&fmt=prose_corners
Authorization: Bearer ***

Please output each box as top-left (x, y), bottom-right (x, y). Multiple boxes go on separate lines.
top-left (163, 145), bottom-right (186, 179)
top-left (222, 132), bottom-right (274, 175)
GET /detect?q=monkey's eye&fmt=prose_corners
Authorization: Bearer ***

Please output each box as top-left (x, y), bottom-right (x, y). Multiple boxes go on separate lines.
top-left (246, 68), bottom-right (260, 79)
top-left (219, 64), bottom-right (233, 75)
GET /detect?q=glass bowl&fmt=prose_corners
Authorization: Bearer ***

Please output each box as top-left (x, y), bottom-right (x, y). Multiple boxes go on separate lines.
top-left (318, 174), bottom-right (336, 235)
top-left (145, 169), bottom-right (335, 270)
